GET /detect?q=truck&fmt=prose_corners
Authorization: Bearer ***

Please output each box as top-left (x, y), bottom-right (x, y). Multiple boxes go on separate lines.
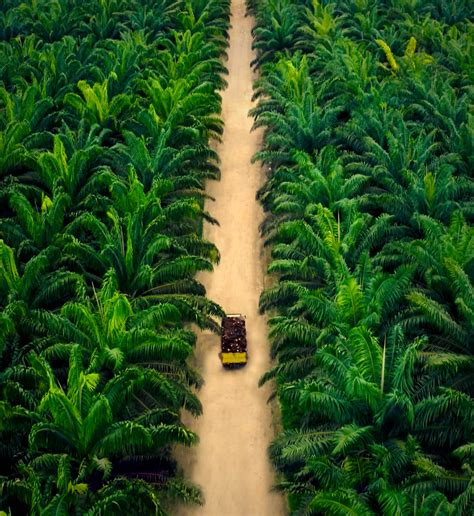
top-left (219, 314), bottom-right (247, 368)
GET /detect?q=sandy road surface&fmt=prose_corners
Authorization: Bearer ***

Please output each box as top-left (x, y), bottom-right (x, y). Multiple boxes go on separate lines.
top-left (175, 1), bottom-right (286, 515)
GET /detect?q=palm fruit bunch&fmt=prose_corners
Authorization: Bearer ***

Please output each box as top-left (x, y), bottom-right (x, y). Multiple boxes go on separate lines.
top-left (221, 316), bottom-right (247, 353)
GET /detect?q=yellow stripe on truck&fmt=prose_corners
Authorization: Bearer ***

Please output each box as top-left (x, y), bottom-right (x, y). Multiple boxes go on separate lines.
top-left (221, 352), bottom-right (247, 364)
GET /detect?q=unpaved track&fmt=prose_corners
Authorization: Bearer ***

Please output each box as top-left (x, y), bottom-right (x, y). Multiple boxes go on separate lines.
top-left (175, 1), bottom-right (286, 515)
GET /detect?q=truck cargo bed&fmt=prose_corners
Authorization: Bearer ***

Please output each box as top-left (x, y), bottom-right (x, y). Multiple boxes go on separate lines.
top-left (220, 314), bottom-right (247, 368)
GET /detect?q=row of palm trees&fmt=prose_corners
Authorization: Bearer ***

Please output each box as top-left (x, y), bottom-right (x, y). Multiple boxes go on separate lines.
top-left (0, 0), bottom-right (230, 513)
top-left (249, 0), bottom-right (473, 514)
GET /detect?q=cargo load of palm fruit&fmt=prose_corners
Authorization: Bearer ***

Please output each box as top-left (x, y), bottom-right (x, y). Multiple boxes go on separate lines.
top-left (221, 316), bottom-right (247, 353)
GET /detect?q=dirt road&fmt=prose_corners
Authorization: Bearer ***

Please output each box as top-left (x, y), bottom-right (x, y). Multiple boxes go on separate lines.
top-left (175, 1), bottom-right (286, 515)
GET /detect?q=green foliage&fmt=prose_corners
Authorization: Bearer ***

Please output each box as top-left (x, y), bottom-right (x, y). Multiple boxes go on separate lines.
top-left (0, 0), bottom-right (231, 513)
top-left (251, 0), bottom-right (473, 513)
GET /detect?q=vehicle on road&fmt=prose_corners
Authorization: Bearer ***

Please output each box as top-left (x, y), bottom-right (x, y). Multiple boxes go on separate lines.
top-left (219, 314), bottom-right (247, 368)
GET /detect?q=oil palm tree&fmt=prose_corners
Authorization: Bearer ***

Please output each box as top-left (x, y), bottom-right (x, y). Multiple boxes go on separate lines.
top-left (15, 0), bottom-right (83, 42)
top-left (64, 172), bottom-right (222, 329)
top-left (139, 76), bottom-right (223, 143)
top-left (0, 122), bottom-right (36, 186)
top-left (34, 272), bottom-right (203, 415)
top-left (251, 0), bottom-right (302, 68)
top-left (176, 0), bottom-right (231, 45)
top-left (253, 91), bottom-right (343, 169)
top-left (270, 323), bottom-right (472, 514)
top-left (0, 185), bottom-right (71, 261)
top-left (38, 134), bottom-right (115, 214)
top-left (25, 347), bottom-right (197, 514)
top-left (0, 240), bottom-right (84, 371)
top-left (343, 113), bottom-right (472, 227)
top-left (64, 76), bottom-right (133, 132)
top-left (401, 77), bottom-right (473, 175)
top-left (385, 212), bottom-right (474, 361)
top-left (0, 84), bottom-right (54, 136)
top-left (111, 125), bottom-right (220, 192)
top-left (257, 146), bottom-right (369, 234)
top-left (158, 31), bottom-right (228, 88)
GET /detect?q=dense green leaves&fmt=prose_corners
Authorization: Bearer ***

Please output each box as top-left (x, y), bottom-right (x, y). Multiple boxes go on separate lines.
top-left (0, 0), bottom-right (230, 513)
top-left (250, 0), bottom-right (473, 513)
